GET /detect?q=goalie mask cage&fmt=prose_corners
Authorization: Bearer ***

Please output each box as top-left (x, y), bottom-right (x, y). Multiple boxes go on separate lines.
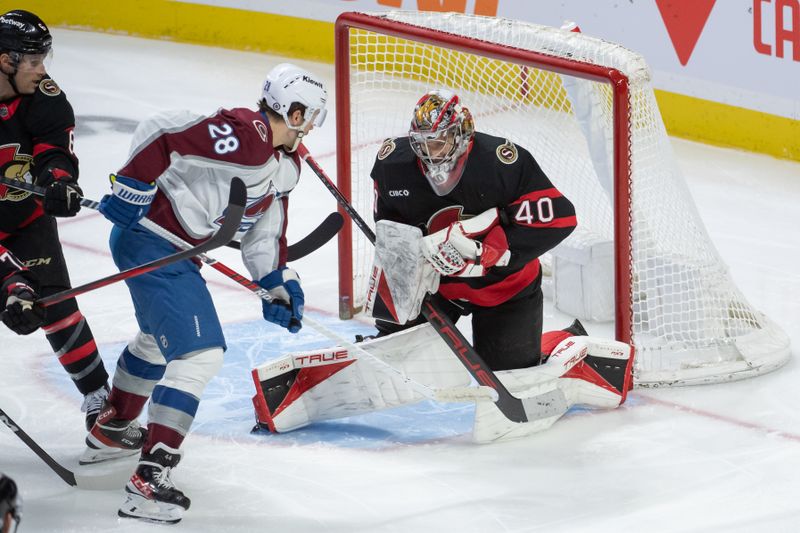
top-left (334, 11), bottom-right (791, 387)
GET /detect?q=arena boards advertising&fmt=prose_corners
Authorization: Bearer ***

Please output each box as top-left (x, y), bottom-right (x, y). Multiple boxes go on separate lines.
top-left (23, 0), bottom-right (800, 160)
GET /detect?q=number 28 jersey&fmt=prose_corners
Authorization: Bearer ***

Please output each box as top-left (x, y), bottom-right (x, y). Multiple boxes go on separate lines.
top-left (371, 132), bottom-right (577, 307)
top-left (117, 108), bottom-right (300, 281)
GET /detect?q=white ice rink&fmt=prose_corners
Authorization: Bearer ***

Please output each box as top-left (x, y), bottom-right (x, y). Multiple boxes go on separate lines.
top-left (1, 29), bottom-right (800, 532)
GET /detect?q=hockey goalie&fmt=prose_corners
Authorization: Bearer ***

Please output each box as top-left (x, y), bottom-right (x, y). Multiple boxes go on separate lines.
top-left (251, 219), bottom-right (634, 443)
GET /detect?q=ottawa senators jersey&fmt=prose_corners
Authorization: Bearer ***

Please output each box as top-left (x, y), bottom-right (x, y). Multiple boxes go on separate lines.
top-left (0, 76), bottom-right (78, 238)
top-left (371, 132), bottom-right (576, 307)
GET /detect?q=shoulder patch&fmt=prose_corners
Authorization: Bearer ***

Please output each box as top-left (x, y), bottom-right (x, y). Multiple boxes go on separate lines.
top-left (39, 79), bottom-right (62, 97)
top-left (252, 119), bottom-right (268, 142)
top-left (377, 138), bottom-right (396, 161)
top-left (496, 140), bottom-right (518, 165)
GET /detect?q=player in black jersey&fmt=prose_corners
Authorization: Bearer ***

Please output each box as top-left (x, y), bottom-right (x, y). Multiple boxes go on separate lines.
top-left (370, 90), bottom-right (582, 370)
top-left (0, 10), bottom-right (110, 429)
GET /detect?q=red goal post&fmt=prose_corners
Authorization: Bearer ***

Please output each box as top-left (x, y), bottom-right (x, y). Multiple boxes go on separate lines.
top-left (333, 11), bottom-right (790, 386)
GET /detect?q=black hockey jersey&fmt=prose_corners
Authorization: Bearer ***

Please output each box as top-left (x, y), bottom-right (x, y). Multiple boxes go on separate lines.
top-left (0, 77), bottom-right (78, 238)
top-left (371, 132), bottom-right (576, 307)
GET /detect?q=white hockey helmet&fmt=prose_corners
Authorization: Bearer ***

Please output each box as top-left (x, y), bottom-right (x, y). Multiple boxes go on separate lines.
top-left (262, 63), bottom-right (328, 132)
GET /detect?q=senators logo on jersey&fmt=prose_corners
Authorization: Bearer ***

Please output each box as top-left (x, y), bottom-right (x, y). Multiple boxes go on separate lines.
top-left (39, 78), bottom-right (62, 97)
top-left (0, 144), bottom-right (33, 202)
top-left (496, 140), bottom-right (518, 164)
top-left (377, 138), bottom-right (396, 161)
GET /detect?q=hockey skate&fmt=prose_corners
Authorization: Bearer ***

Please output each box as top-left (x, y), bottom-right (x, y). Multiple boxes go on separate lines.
top-left (80, 403), bottom-right (146, 465)
top-left (81, 384), bottom-right (109, 431)
top-left (118, 443), bottom-right (191, 524)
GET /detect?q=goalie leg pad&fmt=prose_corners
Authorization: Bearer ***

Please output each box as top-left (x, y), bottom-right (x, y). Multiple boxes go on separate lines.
top-left (251, 350), bottom-right (356, 433)
top-left (251, 324), bottom-right (473, 433)
top-left (472, 336), bottom-right (633, 443)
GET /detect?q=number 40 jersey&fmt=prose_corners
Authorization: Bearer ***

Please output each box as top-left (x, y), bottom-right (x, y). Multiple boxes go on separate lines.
top-left (371, 131), bottom-right (577, 307)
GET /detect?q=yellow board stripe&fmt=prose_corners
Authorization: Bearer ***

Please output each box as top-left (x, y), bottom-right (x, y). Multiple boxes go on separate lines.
top-left (23, 0), bottom-right (334, 62)
top-left (656, 90), bottom-right (798, 161)
top-left (22, 0), bottom-right (800, 162)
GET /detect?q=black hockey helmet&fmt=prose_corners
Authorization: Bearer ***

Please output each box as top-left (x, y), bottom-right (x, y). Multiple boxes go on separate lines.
top-left (0, 10), bottom-right (52, 56)
top-left (0, 474), bottom-right (22, 533)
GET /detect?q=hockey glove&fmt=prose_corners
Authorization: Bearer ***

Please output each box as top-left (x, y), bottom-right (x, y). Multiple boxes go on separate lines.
top-left (43, 177), bottom-right (84, 217)
top-left (1, 275), bottom-right (45, 335)
top-left (420, 208), bottom-right (511, 277)
top-left (257, 267), bottom-right (304, 333)
top-left (98, 174), bottom-right (157, 229)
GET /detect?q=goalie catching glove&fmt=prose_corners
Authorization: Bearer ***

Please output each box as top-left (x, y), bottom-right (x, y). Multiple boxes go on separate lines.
top-left (420, 207), bottom-right (510, 277)
top-left (257, 267), bottom-right (304, 333)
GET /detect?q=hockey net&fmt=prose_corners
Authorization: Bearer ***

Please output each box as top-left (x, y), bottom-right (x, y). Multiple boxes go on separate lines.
top-left (334, 11), bottom-right (791, 386)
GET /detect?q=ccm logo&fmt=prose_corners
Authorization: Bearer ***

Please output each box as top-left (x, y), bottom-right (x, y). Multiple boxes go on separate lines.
top-left (295, 350), bottom-right (349, 365)
top-left (389, 189), bottom-right (409, 197)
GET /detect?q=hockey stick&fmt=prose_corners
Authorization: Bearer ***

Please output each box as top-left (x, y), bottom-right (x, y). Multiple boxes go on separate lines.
top-left (0, 178), bottom-right (246, 315)
top-left (0, 406), bottom-right (77, 486)
top-left (0, 176), bottom-right (342, 262)
top-left (299, 145), bottom-right (533, 423)
top-left (227, 212), bottom-right (344, 262)
top-left (0, 406), bottom-right (130, 490)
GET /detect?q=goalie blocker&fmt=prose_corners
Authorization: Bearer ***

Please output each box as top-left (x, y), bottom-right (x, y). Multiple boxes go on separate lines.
top-left (251, 322), bottom-right (634, 443)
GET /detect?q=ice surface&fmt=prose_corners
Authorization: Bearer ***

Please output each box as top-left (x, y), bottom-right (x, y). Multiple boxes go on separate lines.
top-left (0, 29), bottom-right (799, 532)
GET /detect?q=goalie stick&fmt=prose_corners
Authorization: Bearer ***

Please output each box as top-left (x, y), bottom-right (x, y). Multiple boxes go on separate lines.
top-left (299, 145), bottom-right (534, 423)
top-left (0, 176), bottom-right (343, 262)
top-left (0, 178), bottom-right (246, 316)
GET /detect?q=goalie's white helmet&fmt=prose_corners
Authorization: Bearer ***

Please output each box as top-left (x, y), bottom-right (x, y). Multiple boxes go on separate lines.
top-left (262, 63), bottom-right (328, 131)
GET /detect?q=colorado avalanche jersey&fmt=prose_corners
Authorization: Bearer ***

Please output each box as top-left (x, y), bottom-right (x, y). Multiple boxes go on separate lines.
top-left (0, 77), bottom-right (78, 239)
top-left (118, 108), bottom-right (301, 280)
top-left (371, 132), bottom-right (576, 307)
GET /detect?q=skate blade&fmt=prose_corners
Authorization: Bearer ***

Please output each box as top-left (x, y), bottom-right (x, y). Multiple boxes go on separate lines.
top-left (79, 445), bottom-right (139, 465)
top-left (118, 493), bottom-right (184, 524)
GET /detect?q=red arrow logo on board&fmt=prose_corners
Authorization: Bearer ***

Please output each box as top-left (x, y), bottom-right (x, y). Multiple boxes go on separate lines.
top-left (655, 0), bottom-right (717, 66)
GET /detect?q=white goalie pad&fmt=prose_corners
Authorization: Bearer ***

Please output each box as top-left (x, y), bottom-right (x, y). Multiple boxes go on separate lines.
top-left (473, 336), bottom-right (633, 443)
top-left (364, 220), bottom-right (440, 324)
top-left (252, 327), bottom-right (633, 443)
top-left (251, 324), bottom-right (470, 432)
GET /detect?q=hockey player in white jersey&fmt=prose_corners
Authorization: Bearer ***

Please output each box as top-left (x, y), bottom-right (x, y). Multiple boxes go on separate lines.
top-left (86, 63), bottom-right (327, 524)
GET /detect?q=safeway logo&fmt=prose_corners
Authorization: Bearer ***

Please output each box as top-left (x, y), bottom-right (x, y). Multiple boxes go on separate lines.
top-left (655, 0), bottom-right (717, 66)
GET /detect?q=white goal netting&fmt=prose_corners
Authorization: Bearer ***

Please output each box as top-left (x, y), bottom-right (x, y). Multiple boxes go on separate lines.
top-left (336, 11), bottom-right (790, 386)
